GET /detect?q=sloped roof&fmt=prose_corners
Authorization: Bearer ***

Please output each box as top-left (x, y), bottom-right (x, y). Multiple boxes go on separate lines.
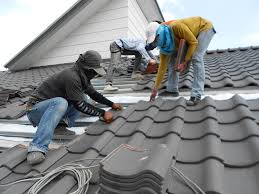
top-left (133, 46), bottom-right (259, 91)
top-left (0, 46), bottom-right (259, 120)
top-left (0, 95), bottom-right (259, 193)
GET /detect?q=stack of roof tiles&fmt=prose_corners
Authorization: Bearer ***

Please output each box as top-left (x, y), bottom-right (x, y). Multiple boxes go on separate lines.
top-left (99, 144), bottom-right (172, 194)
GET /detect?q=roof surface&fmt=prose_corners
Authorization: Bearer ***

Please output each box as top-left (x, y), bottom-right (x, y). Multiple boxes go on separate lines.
top-left (133, 46), bottom-right (259, 91)
top-left (1, 46), bottom-right (259, 120)
top-left (0, 95), bottom-right (259, 193)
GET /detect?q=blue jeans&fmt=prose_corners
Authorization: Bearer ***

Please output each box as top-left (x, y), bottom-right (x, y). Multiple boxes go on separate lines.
top-left (27, 97), bottom-right (80, 153)
top-left (167, 28), bottom-right (216, 97)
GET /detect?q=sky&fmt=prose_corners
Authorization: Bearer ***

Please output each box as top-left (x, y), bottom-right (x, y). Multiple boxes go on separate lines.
top-left (0, 0), bottom-right (259, 71)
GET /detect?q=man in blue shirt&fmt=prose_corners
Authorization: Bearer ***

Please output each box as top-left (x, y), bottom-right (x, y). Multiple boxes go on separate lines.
top-left (104, 37), bottom-right (157, 91)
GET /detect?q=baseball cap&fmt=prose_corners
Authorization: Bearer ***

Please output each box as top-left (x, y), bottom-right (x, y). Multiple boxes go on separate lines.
top-left (79, 50), bottom-right (106, 76)
top-left (146, 22), bottom-right (160, 44)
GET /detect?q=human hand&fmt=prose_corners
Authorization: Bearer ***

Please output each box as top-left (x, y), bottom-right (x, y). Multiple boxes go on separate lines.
top-left (112, 103), bottom-right (123, 110)
top-left (103, 111), bottom-right (113, 123)
top-left (148, 59), bottom-right (157, 66)
top-left (175, 60), bottom-right (188, 73)
top-left (149, 89), bottom-right (157, 101)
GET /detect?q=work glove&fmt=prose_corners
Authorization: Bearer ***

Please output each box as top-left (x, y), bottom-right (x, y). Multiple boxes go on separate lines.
top-left (112, 103), bottom-right (123, 110)
top-left (103, 111), bottom-right (113, 123)
top-left (149, 89), bottom-right (157, 102)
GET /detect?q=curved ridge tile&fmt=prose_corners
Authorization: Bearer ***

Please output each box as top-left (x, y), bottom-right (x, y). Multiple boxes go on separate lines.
top-left (217, 104), bottom-right (254, 124)
top-left (85, 120), bottom-right (110, 135)
top-left (232, 77), bottom-right (258, 87)
top-left (100, 136), bottom-right (132, 156)
top-left (186, 96), bottom-right (216, 111)
top-left (177, 135), bottom-right (223, 163)
top-left (247, 99), bottom-right (259, 111)
top-left (184, 106), bottom-right (217, 123)
top-left (115, 122), bottom-right (139, 137)
top-left (220, 118), bottom-right (259, 142)
top-left (211, 77), bottom-right (234, 88)
top-left (127, 99), bottom-right (164, 122)
top-left (215, 94), bottom-right (248, 110)
top-left (66, 133), bottom-right (103, 153)
top-left (223, 136), bottom-right (259, 167)
top-left (147, 118), bottom-right (184, 138)
top-left (223, 164), bottom-right (259, 194)
top-left (179, 79), bottom-right (192, 88)
top-left (181, 118), bottom-right (220, 140)
top-left (0, 145), bottom-right (27, 169)
top-left (210, 72), bottom-right (231, 82)
top-left (159, 97), bottom-right (186, 111)
top-left (134, 98), bottom-right (163, 111)
top-left (155, 106), bottom-right (186, 123)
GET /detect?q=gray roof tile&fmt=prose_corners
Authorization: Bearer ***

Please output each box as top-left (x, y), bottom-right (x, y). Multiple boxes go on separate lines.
top-left (133, 46), bottom-right (259, 91)
top-left (1, 94), bottom-right (259, 193)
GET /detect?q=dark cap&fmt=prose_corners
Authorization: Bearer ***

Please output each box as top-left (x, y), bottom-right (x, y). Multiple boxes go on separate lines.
top-left (78, 50), bottom-right (106, 76)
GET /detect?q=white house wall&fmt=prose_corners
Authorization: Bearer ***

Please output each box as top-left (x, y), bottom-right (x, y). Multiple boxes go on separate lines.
top-left (127, 0), bottom-right (148, 39)
top-left (33, 0), bottom-right (129, 67)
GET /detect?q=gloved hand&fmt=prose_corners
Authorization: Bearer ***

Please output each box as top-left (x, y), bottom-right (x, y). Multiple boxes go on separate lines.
top-left (103, 111), bottom-right (113, 123)
top-left (112, 103), bottom-right (123, 110)
top-left (149, 89), bottom-right (157, 102)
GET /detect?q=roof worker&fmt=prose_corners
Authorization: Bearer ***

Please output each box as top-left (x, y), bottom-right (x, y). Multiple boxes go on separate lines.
top-left (147, 17), bottom-right (216, 105)
top-left (26, 50), bottom-right (123, 165)
top-left (104, 37), bottom-right (158, 92)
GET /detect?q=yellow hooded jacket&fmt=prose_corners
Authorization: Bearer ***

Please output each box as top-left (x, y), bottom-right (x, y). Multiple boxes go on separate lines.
top-left (154, 16), bottom-right (213, 90)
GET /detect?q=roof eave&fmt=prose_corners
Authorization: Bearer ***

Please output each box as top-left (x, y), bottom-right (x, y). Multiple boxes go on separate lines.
top-left (5, 0), bottom-right (94, 72)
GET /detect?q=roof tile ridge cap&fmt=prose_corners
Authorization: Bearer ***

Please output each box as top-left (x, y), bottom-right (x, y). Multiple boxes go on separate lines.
top-left (186, 96), bottom-right (216, 111)
top-left (230, 94), bottom-right (249, 108)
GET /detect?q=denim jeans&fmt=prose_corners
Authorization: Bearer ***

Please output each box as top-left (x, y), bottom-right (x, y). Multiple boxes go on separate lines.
top-left (27, 97), bottom-right (80, 153)
top-left (167, 28), bottom-right (216, 97)
top-left (106, 41), bottom-right (142, 84)
top-left (167, 51), bottom-right (179, 93)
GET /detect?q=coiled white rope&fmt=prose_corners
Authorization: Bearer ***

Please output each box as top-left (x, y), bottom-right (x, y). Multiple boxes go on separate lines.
top-left (0, 158), bottom-right (102, 194)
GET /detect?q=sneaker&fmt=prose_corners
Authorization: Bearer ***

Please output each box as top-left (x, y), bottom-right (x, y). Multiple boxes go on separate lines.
top-left (159, 90), bottom-right (179, 97)
top-left (54, 124), bottom-right (75, 135)
top-left (103, 84), bottom-right (119, 91)
top-left (131, 73), bottom-right (144, 80)
top-left (186, 96), bottom-right (201, 106)
top-left (27, 151), bottom-right (45, 165)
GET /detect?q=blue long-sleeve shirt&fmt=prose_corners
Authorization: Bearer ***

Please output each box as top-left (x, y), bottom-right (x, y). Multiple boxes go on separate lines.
top-left (115, 38), bottom-right (156, 62)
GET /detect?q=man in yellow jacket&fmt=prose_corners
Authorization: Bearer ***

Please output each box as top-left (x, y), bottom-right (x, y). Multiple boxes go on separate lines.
top-left (147, 17), bottom-right (216, 105)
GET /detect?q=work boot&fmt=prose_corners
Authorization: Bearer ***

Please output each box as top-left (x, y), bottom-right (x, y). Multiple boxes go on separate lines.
top-left (159, 90), bottom-right (179, 97)
top-left (103, 84), bottom-right (119, 91)
top-left (54, 124), bottom-right (75, 135)
top-left (27, 151), bottom-right (45, 165)
top-left (131, 72), bottom-right (144, 80)
top-left (186, 96), bottom-right (201, 106)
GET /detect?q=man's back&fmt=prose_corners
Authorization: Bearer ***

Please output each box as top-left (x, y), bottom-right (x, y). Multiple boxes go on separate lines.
top-left (33, 68), bottom-right (81, 101)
